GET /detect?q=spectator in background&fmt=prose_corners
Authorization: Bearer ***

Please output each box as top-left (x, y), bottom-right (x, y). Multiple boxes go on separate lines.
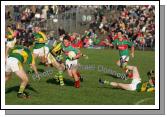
top-left (5, 11), bottom-right (12, 20)
top-left (13, 5), bottom-right (20, 21)
top-left (137, 31), bottom-right (145, 51)
top-left (47, 5), bottom-right (54, 19)
top-left (42, 6), bottom-right (48, 20)
top-left (58, 26), bottom-right (66, 36)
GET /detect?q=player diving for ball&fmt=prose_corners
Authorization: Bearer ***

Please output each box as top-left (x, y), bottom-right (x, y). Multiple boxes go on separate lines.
top-left (62, 35), bottom-right (83, 88)
top-left (5, 44), bottom-right (39, 99)
top-left (106, 30), bottom-right (135, 78)
top-left (99, 66), bottom-right (155, 92)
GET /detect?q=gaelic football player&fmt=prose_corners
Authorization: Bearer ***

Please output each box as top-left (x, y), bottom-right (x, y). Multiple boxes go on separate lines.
top-left (47, 40), bottom-right (65, 86)
top-left (107, 30), bottom-right (135, 78)
top-left (32, 26), bottom-right (49, 65)
top-left (99, 66), bottom-right (155, 92)
top-left (5, 45), bottom-right (38, 98)
top-left (62, 35), bottom-right (82, 88)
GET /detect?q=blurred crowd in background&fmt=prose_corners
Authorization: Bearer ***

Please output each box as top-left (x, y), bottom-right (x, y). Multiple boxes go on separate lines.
top-left (5, 5), bottom-right (155, 50)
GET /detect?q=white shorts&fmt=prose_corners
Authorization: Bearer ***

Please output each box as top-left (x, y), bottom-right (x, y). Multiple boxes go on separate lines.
top-left (5, 57), bottom-right (22, 73)
top-left (120, 56), bottom-right (129, 63)
top-left (6, 38), bottom-right (16, 48)
top-left (129, 78), bottom-right (141, 91)
top-left (33, 46), bottom-right (49, 57)
top-left (65, 59), bottom-right (78, 70)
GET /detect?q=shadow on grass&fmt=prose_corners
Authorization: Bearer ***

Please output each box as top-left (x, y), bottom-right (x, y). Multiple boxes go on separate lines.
top-left (97, 86), bottom-right (125, 91)
top-left (104, 73), bottom-right (127, 80)
top-left (5, 84), bottom-right (39, 94)
top-left (46, 78), bottom-right (74, 86)
top-left (104, 73), bottom-right (119, 79)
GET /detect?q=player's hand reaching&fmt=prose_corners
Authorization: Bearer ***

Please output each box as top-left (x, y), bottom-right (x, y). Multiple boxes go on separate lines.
top-left (36, 73), bottom-right (41, 80)
top-left (30, 63), bottom-right (40, 80)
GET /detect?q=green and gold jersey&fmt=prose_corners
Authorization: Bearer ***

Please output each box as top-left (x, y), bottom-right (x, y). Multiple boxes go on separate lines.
top-left (49, 42), bottom-right (64, 62)
top-left (50, 42), bottom-right (63, 56)
top-left (9, 46), bottom-right (35, 64)
top-left (136, 82), bottom-right (155, 92)
top-left (33, 31), bottom-right (47, 49)
top-left (112, 39), bottom-right (134, 57)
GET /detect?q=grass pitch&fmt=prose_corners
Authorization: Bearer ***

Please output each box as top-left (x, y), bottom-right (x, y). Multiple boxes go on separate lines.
top-left (5, 48), bottom-right (155, 105)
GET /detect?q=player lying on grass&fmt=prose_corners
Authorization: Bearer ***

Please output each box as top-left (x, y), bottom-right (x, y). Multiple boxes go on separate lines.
top-left (32, 26), bottom-right (49, 66)
top-left (62, 35), bottom-right (83, 88)
top-left (99, 66), bottom-right (155, 92)
top-left (5, 25), bottom-right (17, 63)
top-left (106, 30), bottom-right (135, 78)
top-left (5, 44), bottom-right (39, 99)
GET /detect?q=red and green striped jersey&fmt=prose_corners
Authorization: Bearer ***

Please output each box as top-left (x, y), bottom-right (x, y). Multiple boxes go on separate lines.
top-left (112, 39), bottom-right (134, 56)
top-left (136, 82), bottom-right (155, 92)
top-left (8, 45), bottom-right (34, 64)
top-left (62, 45), bottom-right (78, 60)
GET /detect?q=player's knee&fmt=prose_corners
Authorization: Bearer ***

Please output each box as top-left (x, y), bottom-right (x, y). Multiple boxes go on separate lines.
top-left (122, 65), bottom-right (126, 69)
top-left (68, 72), bottom-right (73, 77)
top-left (72, 72), bottom-right (78, 78)
top-left (57, 65), bottom-right (64, 71)
top-left (22, 76), bottom-right (29, 84)
top-left (5, 72), bottom-right (11, 77)
top-left (71, 70), bottom-right (78, 77)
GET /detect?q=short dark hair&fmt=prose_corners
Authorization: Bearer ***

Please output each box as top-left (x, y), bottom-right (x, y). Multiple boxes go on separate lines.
top-left (63, 35), bottom-right (70, 41)
top-left (117, 30), bottom-right (123, 34)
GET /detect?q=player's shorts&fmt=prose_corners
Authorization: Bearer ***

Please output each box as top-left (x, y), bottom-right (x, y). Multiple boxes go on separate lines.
top-left (129, 78), bottom-right (141, 91)
top-left (120, 56), bottom-right (129, 68)
top-left (6, 38), bottom-right (16, 48)
top-left (65, 59), bottom-right (78, 70)
top-left (33, 46), bottom-right (49, 57)
top-left (5, 57), bottom-right (23, 72)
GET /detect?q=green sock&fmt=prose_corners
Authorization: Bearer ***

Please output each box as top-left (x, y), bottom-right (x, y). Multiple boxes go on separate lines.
top-left (58, 71), bottom-right (64, 86)
top-left (18, 85), bottom-right (25, 93)
top-left (54, 73), bottom-right (59, 82)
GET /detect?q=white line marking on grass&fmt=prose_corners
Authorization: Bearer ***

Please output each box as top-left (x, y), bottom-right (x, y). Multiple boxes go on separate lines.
top-left (134, 98), bottom-right (154, 105)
